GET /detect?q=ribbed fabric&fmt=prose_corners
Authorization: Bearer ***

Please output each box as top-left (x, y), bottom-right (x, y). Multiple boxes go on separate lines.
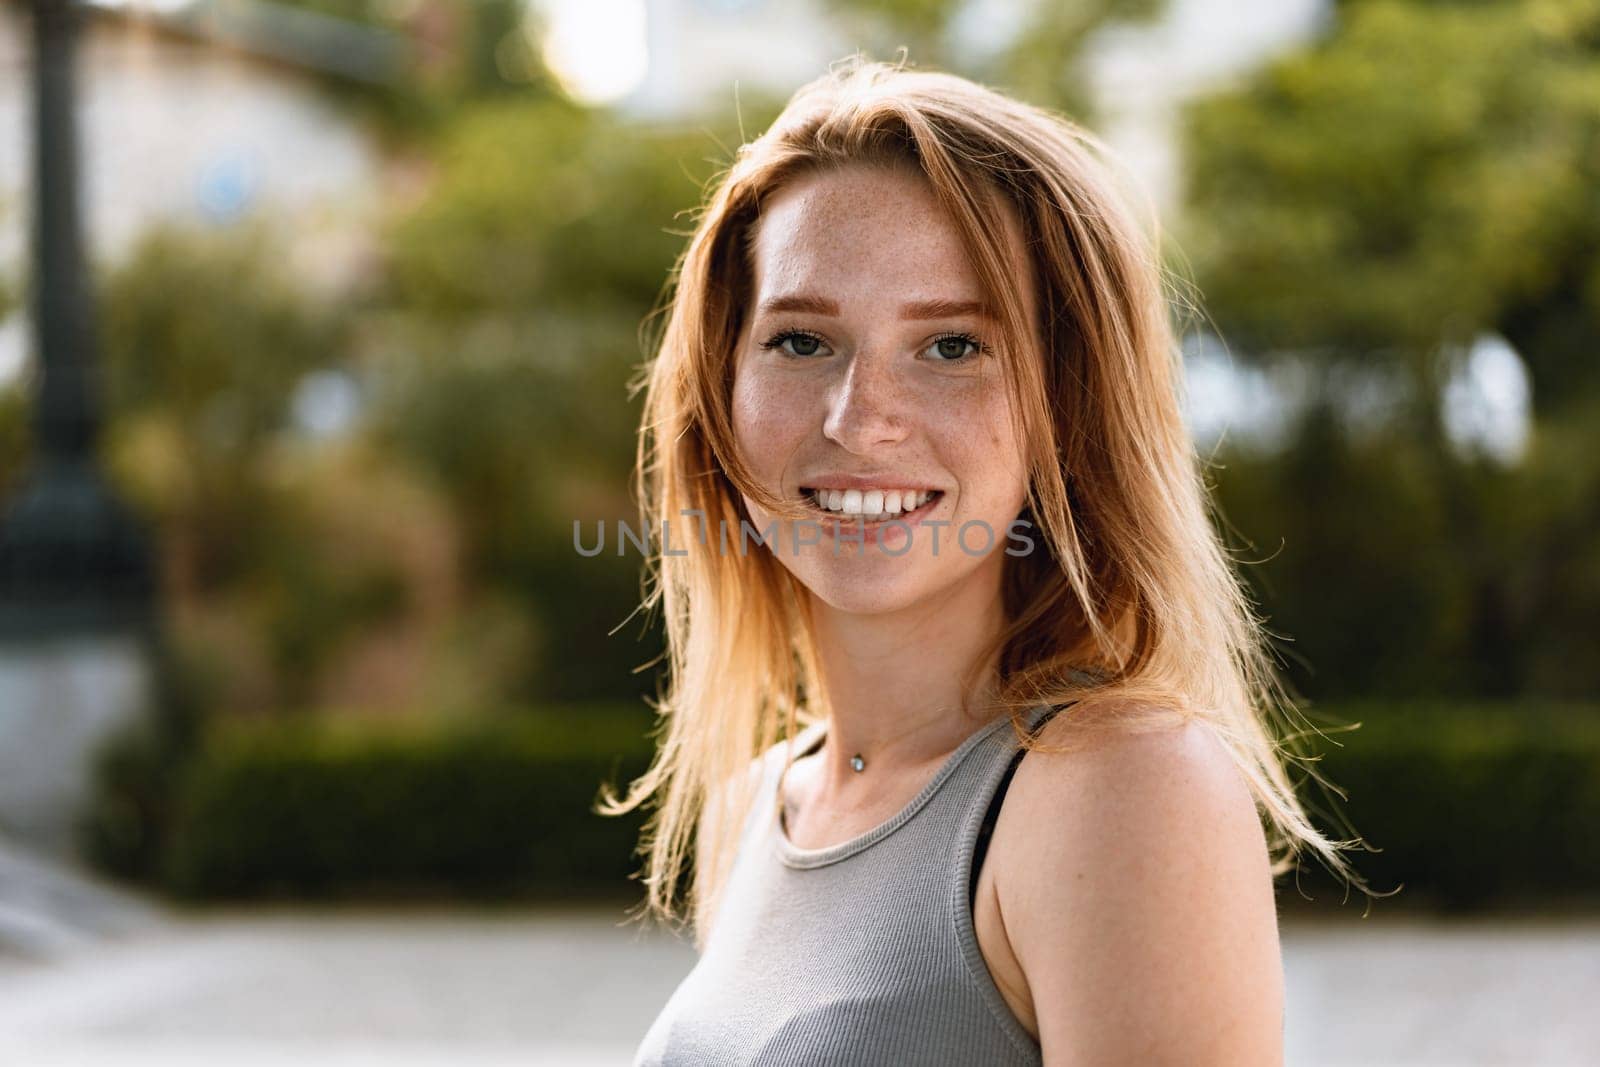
top-left (631, 699), bottom-right (1071, 1066)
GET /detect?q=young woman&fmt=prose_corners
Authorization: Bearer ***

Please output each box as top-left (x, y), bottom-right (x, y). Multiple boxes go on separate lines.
top-left (606, 56), bottom-right (1364, 1066)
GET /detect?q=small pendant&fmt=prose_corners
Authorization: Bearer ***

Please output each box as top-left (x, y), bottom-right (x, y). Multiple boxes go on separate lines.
top-left (850, 753), bottom-right (866, 772)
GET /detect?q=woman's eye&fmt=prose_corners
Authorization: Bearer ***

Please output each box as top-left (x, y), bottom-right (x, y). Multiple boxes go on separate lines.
top-left (759, 330), bottom-right (985, 362)
top-left (760, 330), bottom-right (829, 358)
top-left (927, 334), bottom-right (983, 362)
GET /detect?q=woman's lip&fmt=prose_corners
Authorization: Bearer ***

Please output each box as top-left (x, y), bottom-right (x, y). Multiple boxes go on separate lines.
top-left (798, 476), bottom-right (939, 492)
top-left (802, 490), bottom-right (945, 544)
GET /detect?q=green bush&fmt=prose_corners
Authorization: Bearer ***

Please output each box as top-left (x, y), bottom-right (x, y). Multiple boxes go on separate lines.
top-left (160, 705), bottom-right (656, 902)
top-left (1287, 701), bottom-right (1600, 911)
top-left (145, 700), bottom-right (1600, 910)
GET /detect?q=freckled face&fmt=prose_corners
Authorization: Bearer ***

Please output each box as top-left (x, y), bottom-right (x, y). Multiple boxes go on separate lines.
top-left (731, 164), bottom-right (1036, 615)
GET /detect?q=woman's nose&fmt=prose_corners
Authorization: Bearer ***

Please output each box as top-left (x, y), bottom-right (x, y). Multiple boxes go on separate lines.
top-left (821, 349), bottom-right (909, 454)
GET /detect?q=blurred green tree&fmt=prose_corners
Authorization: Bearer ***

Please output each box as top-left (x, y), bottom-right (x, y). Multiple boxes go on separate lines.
top-left (93, 225), bottom-right (424, 711)
top-left (368, 96), bottom-right (732, 702)
top-left (1182, 0), bottom-right (1600, 700)
top-left (98, 226), bottom-right (343, 595)
top-left (1181, 0), bottom-right (1600, 428)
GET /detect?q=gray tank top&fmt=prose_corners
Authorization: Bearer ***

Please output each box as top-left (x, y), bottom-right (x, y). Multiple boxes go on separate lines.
top-left (631, 699), bottom-right (1069, 1065)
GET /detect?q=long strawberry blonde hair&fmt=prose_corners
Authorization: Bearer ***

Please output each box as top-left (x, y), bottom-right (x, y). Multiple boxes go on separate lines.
top-left (600, 55), bottom-right (1368, 944)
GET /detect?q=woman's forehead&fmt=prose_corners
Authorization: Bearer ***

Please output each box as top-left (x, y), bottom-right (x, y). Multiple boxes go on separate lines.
top-left (754, 168), bottom-right (963, 255)
top-left (746, 165), bottom-right (1033, 316)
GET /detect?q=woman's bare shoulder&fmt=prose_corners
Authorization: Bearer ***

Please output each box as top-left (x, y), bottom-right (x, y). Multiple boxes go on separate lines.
top-left (990, 709), bottom-right (1283, 1063)
top-left (1012, 705), bottom-right (1257, 822)
top-left (1000, 704), bottom-right (1264, 876)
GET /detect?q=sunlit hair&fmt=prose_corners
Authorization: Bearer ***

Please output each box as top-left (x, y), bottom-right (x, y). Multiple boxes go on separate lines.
top-left (599, 54), bottom-right (1370, 942)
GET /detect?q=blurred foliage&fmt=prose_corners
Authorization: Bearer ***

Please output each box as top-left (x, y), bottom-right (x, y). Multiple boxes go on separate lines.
top-left (98, 225), bottom-right (369, 703)
top-left (263, 0), bottom-right (562, 136)
top-left (828, 0), bottom-right (1168, 121)
top-left (1181, 0), bottom-right (1600, 702)
top-left (829, 0), bottom-right (956, 54)
top-left (1180, 0), bottom-right (1600, 425)
top-left (1213, 397), bottom-right (1600, 700)
top-left (99, 226), bottom-right (342, 498)
top-left (138, 698), bottom-right (1599, 910)
top-left (384, 98), bottom-right (699, 317)
top-left (0, 385), bottom-right (28, 496)
top-left (988, 0), bottom-right (1166, 120)
top-left (366, 95), bottom-right (731, 701)
top-left (93, 227), bottom-right (428, 711)
top-left (1286, 700), bottom-right (1600, 911)
top-left (158, 703), bottom-right (655, 901)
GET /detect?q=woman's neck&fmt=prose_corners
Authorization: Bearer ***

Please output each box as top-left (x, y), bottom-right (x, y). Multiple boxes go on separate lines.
top-left (803, 564), bottom-right (1008, 784)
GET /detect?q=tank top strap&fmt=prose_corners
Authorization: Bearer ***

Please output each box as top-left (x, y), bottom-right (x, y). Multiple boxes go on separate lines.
top-left (960, 703), bottom-right (1070, 905)
top-left (956, 670), bottom-right (1106, 910)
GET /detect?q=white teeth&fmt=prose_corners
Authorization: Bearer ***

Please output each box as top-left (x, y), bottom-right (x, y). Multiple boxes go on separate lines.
top-left (805, 487), bottom-right (939, 519)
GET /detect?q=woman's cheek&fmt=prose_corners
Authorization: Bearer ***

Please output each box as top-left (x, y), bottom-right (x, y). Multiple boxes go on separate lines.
top-left (732, 371), bottom-right (803, 475)
top-left (953, 369), bottom-right (1021, 452)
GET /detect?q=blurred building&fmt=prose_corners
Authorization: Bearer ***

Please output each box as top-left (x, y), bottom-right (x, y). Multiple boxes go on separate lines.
top-left (0, 0), bottom-right (387, 388)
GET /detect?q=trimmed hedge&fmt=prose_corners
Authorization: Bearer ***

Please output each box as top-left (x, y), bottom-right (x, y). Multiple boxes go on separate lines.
top-left (141, 701), bottom-right (1600, 909)
top-left (1285, 701), bottom-right (1600, 910)
top-left (158, 706), bottom-right (658, 901)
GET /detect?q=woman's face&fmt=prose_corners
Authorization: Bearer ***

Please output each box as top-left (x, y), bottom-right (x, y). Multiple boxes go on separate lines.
top-left (731, 163), bottom-right (1037, 616)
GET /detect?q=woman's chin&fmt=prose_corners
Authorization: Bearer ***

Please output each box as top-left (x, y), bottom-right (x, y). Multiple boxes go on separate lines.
top-left (807, 587), bottom-right (924, 617)
top-left (790, 562), bottom-right (932, 615)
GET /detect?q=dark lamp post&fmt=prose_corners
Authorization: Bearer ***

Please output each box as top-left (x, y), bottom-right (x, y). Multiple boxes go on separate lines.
top-left (0, 0), bottom-right (162, 867)
top-left (0, 0), bottom-right (156, 639)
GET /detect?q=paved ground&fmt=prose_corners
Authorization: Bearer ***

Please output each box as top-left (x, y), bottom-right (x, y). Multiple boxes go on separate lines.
top-left (0, 904), bottom-right (1596, 1065)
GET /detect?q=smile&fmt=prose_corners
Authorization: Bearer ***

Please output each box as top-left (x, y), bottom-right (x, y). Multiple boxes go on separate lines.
top-left (800, 487), bottom-right (944, 525)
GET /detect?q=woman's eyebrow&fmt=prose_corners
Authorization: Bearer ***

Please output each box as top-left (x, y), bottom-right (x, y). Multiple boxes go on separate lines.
top-left (755, 294), bottom-right (994, 320)
top-left (757, 294), bottom-right (840, 317)
top-left (898, 298), bottom-right (994, 321)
